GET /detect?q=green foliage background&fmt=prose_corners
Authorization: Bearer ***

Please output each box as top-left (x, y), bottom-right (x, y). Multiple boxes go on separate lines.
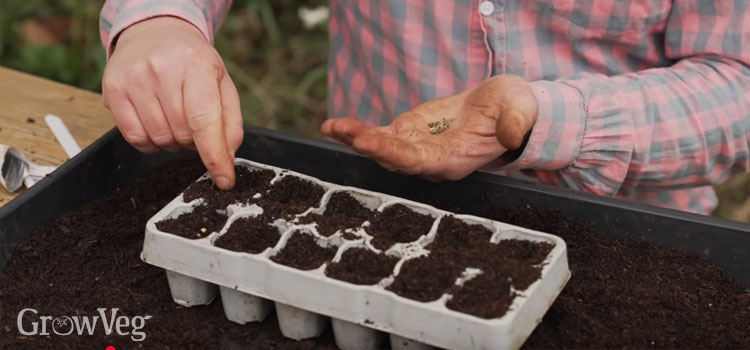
top-left (0, 0), bottom-right (748, 222)
top-left (0, 0), bottom-right (329, 137)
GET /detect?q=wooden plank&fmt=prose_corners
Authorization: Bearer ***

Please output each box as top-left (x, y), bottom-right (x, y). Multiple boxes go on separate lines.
top-left (0, 67), bottom-right (115, 207)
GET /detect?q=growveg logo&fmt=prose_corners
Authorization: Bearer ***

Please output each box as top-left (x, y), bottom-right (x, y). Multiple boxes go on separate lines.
top-left (16, 308), bottom-right (152, 341)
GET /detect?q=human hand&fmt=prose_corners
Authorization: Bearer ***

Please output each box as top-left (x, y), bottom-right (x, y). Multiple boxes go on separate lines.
top-left (102, 17), bottom-right (242, 189)
top-left (321, 75), bottom-right (538, 181)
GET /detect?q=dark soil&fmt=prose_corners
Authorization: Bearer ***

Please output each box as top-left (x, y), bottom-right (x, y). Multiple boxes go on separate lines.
top-left (368, 204), bottom-right (434, 250)
top-left (386, 251), bottom-right (465, 302)
top-left (182, 165), bottom-right (276, 209)
top-left (427, 215), bottom-right (494, 251)
top-left (495, 239), bottom-right (554, 265)
top-left (455, 242), bottom-right (547, 291)
top-left (297, 214), bottom-right (364, 237)
top-left (214, 216), bottom-right (281, 254)
top-left (264, 175), bottom-right (325, 213)
top-left (325, 248), bottom-right (399, 285)
top-left (484, 256), bottom-right (542, 290)
top-left (325, 192), bottom-right (372, 218)
top-left (0, 159), bottom-right (338, 349)
top-left (1, 160), bottom-right (749, 349)
top-left (407, 214), bottom-right (548, 315)
top-left (487, 204), bottom-right (750, 349)
top-left (297, 192), bottom-right (372, 236)
top-left (270, 232), bottom-right (337, 270)
top-left (155, 204), bottom-right (227, 239)
top-left (446, 270), bottom-right (516, 319)
top-left (341, 231), bottom-right (361, 241)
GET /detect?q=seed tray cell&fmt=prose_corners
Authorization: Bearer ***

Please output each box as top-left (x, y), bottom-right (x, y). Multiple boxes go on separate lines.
top-left (141, 158), bottom-right (570, 350)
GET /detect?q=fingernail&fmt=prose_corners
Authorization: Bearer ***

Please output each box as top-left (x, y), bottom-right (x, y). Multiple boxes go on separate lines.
top-left (215, 176), bottom-right (232, 190)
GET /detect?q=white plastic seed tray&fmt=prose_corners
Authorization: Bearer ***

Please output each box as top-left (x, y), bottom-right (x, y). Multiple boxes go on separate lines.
top-left (142, 159), bottom-right (570, 350)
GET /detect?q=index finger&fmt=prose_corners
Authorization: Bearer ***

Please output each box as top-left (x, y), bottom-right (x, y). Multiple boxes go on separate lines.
top-left (183, 67), bottom-right (235, 190)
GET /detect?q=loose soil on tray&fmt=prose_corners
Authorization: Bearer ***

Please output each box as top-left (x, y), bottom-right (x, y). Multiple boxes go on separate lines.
top-left (264, 175), bottom-right (325, 213)
top-left (495, 239), bottom-right (554, 265)
top-left (325, 248), bottom-right (399, 285)
top-left (214, 216), bottom-right (281, 254)
top-left (445, 270), bottom-right (516, 319)
top-left (368, 204), bottom-right (435, 250)
top-left (155, 204), bottom-right (227, 239)
top-left (489, 204), bottom-right (750, 349)
top-left (297, 192), bottom-right (372, 236)
top-left (386, 251), bottom-right (466, 302)
top-left (427, 215), bottom-right (494, 250)
top-left (390, 214), bottom-right (549, 314)
top-left (1, 159), bottom-right (749, 349)
top-left (182, 165), bottom-right (276, 209)
top-left (270, 231), bottom-right (337, 270)
top-left (0, 160), bottom-right (338, 350)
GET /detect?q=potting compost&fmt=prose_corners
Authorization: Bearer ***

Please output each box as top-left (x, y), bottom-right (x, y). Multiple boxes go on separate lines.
top-left (142, 159), bottom-right (568, 349)
top-left (1, 159), bottom-right (749, 349)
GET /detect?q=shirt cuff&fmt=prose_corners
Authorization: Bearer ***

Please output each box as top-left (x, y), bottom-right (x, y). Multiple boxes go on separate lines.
top-left (103, 1), bottom-right (213, 58)
top-left (489, 80), bottom-right (586, 171)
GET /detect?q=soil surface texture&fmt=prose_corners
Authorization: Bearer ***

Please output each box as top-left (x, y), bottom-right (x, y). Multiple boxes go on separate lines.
top-left (297, 192), bottom-right (372, 237)
top-left (0, 160), bottom-right (338, 349)
top-left (445, 269), bottom-right (515, 319)
top-left (182, 165), bottom-right (276, 209)
top-left (264, 175), bottom-right (326, 216)
top-left (488, 204), bottom-right (750, 349)
top-left (214, 216), bottom-right (281, 254)
top-left (155, 204), bottom-right (227, 239)
top-left (325, 248), bottom-right (399, 285)
top-left (386, 251), bottom-right (466, 302)
top-left (270, 231), bottom-right (337, 270)
top-left (368, 204), bottom-right (434, 250)
top-left (427, 215), bottom-right (494, 250)
top-left (1, 160), bottom-right (748, 349)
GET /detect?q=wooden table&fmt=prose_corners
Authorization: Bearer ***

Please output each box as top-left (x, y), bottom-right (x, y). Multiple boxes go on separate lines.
top-left (0, 67), bottom-right (115, 207)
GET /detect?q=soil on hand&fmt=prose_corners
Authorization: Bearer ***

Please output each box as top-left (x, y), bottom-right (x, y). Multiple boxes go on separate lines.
top-left (297, 192), bottom-right (372, 236)
top-left (182, 166), bottom-right (275, 209)
top-left (368, 204), bottom-right (434, 250)
top-left (325, 248), bottom-right (399, 285)
top-left (270, 231), bottom-right (337, 270)
top-left (214, 216), bottom-right (281, 254)
top-left (155, 204), bottom-right (227, 239)
top-left (446, 270), bottom-right (515, 319)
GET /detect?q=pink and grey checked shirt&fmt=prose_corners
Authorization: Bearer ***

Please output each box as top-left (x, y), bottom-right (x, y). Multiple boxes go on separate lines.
top-left (100, 0), bottom-right (750, 215)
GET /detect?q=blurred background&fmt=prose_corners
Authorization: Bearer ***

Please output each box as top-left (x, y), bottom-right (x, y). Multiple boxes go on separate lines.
top-left (0, 0), bottom-right (748, 222)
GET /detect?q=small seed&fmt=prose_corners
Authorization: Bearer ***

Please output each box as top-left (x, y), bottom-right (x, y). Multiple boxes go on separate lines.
top-left (428, 118), bottom-right (454, 135)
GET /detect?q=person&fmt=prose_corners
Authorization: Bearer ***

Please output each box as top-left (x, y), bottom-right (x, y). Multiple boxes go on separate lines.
top-left (99, 1), bottom-right (750, 215)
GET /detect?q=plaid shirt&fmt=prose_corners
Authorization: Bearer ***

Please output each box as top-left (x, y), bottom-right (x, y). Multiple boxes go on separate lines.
top-left (100, 1), bottom-right (750, 215)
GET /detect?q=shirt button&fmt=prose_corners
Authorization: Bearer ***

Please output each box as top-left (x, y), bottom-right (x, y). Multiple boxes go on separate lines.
top-left (479, 1), bottom-right (495, 16)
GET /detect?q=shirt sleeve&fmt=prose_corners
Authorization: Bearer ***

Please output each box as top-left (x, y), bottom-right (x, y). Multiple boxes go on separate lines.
top-left (99, 0), bottom-right (232, 57)
top-left (491, 1), bottom-right (750, 197)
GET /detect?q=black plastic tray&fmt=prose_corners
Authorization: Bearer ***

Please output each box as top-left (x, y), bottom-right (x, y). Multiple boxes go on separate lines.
top-left (1, 126), bottom-right (748, 287)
